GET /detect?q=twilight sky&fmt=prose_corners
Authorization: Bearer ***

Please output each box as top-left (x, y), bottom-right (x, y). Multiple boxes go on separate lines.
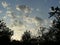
top-left (0, 0), bottom-right (60, 40)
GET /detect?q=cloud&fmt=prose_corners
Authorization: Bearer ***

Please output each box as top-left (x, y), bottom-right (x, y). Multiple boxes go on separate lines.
top-left (35, 16), bottom-right (43, 22)
top-left (6, 10), bottom-right (16, 19)
top-left (10, 26), bottom-right (26, 40)
top-left (16, 5), bottom-right (32, 13)
top-left (2, 1), bottom-right (9, 8)
top-left (3, 11), bottom-right (50, 41)
top-left (23, 16), bottom-right (43, 26)
top-left (7, 15), bottom-right (43, 40)
top-left (36, 8), bottom-right (40, 11)
top-left (2, 8), bottom-right (48, 40)
top-left (11, 20), bottom-right (23, 27)
top-left (41, 19), bottom-right (53, 28)
top-left (2, 5), bottom-right (44, 40)
top-left (16, 5), bottom-right (21, 11)
top-left (6, 11), bottom-right (13, 17)
top-left (0, 10), bottom-right (2, 14)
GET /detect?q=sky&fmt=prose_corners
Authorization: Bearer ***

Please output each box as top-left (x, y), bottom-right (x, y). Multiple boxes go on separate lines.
top-left (0, 0), bottom-right (60, 40)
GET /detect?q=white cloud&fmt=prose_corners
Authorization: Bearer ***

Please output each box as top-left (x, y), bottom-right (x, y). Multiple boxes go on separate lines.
top-left (2, 1), bottom-right (9, 8)
top-left (36, 8), bottom-right (40, 11)
top-left (23, 16), bottom-right (43, 26)
top-left (41, 19), bottom-right (53, 28)
top-left (6, 10), bottom-right (16, 19)
top-left (2, 15), bottom-right (7, 19)
top-left (0, 10), bottom-right (2, 14)
top-left (16, 5), bottom-right (21, 11)
top-left (10, 26), bottom-right (26, 40)
top-left (6, 11), bottom-right (13, 17)
top-left (16, 5), bottom-right (32, 14)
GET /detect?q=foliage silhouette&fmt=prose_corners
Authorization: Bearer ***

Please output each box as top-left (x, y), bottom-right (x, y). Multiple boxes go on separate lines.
top-left (48, 6), bottom-right (60, 41)
top-left (22, 31), bottom-right (31, 41)
top-left (42, 6), bottom-right (60, 45)
top-left (0, 20), bottom-right (13, 45)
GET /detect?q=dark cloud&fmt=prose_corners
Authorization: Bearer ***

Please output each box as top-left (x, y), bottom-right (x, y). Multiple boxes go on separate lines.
top-left (35, 16), bottom-right (43, 23)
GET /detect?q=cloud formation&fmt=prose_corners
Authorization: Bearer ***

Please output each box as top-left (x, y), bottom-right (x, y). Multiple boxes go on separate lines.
top-left (6, 12), bottom-right (43, 40)
top-left (16, 5), bottom-right (32, 14)
top-left (6, 10), bottom-right (16, 18)
top-left (1, 4), bottom-right (49, 40)
top-left (0, 10), bottom-right (2, 14)
top-left (23, 16), bottom-right (43, 27)
top-left (2, 7), bottom-right (44, 40)
top-left (2, 1), bottom-right (9, 8)
top-left (36, 8), bottom-right (40, 11)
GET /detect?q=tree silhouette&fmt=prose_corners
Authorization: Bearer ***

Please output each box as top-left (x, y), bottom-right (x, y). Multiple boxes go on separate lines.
top-left (22, 30), bottom-right (31, 42)
top-left (21, 30), bottom-right (32, 45)
top-left (48, 6), bottom-right (60, 42)
top-left (0, 20), bottom-right (13, 45)
top-left (37, 27), bottom-right (47, 41)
